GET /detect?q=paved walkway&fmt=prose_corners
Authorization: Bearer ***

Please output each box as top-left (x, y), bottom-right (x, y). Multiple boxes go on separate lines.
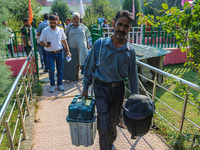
top-left (31, 71), bottom-right (170, 150)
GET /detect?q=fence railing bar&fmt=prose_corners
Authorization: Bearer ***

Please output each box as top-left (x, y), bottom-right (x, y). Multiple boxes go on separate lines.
top-left (137, 61), bottom-right (200, 92)
top-left (12, 115), bottom-right (20, 141)
top-left (138, 73), bottom-right (199, 108)
top-left (0, 50), bottom-right (33, 124)
top-left (7, 100), bottom-right (17, 122)
top-left (154, 111), bottom-right (179, 131)
top-left (0, 129), bottom-right (6, 144)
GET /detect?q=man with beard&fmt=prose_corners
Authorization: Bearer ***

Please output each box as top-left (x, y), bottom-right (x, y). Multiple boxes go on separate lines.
top-left (21, 18), bottom-right (32, 56)
top-left (65, 12), bottom-right (89, 80)
top-left (81, 10), bottom-right (138, 150)
top-left (40, 15), bottom-right (71, 93)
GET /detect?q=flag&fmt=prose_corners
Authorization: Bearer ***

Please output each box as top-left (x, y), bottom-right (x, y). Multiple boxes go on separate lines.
top-left (132, 0), bottom-right (135, 16)
top-left (79, 0), bottom-right (84, 19)
top-left (181, 0), bottom-right (192, 6)
top-left (29, 0), bottom-right (33, 24)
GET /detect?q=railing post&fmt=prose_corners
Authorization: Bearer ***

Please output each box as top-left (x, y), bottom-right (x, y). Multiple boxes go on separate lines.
top-left (142, 24), bottom-right (145, 45)
top-left (22, 78), bottom-right (30, 115)
top-left (152, 74), bottom-right (157, 102)
top-left (5, 120), bottom-right (15, 150)
top-left (14, 32), bottom-right (19, 57)
top-left (27, 69), bottom-right (33, 99)
top-left (179, 86), bottom-right (189, 133)
top-left (16, 93), bottom-right (27, 139)
top-left (25, 27), bottom-right (29, 56)
top-left (31, 28), bottom-right (39, 78)
top-left (30, 58), bottom-right (34, 84)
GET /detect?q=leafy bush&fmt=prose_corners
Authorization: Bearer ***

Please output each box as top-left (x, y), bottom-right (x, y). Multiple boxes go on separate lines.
top-left (51, 0), bottom-right (71, 21)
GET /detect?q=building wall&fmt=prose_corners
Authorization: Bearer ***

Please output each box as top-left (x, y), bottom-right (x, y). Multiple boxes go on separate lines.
top-left (37, 0), bottom-right (47, 6)
top-left (37, 0), bottom-right (91, 6)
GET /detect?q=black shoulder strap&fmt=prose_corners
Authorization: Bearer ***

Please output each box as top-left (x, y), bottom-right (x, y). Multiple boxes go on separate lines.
top-left (61, 21), bottom-right (65, 30)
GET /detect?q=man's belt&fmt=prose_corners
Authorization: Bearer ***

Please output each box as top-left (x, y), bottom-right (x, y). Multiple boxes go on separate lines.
top-left (95, 80), bottom-right (124, 87)
top-left (49, 49), bottom-right (62, 53)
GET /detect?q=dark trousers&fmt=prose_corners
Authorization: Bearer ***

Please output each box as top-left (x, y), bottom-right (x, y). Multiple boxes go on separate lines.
top-left (47, 50), bottom-right (63, 86)
top-left (94, 81), bottom-right (125, 150)
top-left (24, 46), bottom-right (31, 56)
top-left (7, 44), bottom-right (14, 57)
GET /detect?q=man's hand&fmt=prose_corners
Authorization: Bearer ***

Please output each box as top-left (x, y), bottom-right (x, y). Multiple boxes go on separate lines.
top-left (81, 91), bottom-right (88, 98)
top-left (67, 52), bottom-right (72, 57)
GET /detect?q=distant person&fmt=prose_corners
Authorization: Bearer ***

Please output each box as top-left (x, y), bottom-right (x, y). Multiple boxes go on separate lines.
top-left (2, 21), bottom-right (14, 57)
top-left (101, 18), bottom-right (109, 37)
top-left (101, 18), bottom-right (109, 28)
top-left (53, 12), bottom-right (66, 31)
top-left (21, 18), bottom-right (32, 56)
top-left (65, 12), bottom-right (89, 80)
top-left (37, 13), bottom-right (49, 72)
top-left (40, 15), bottom-right (71, 93)
top-left (65, 18), bottom-right (71, 27)
top-left (36, 21), bottom-right (44, 68)
top-left (80, 18), bottom-right (92, 48)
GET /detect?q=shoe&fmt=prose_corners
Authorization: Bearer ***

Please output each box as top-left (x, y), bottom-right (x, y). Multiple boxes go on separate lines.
top-left (43, 69), bottom-right (48, 72)
top-left (57, 85), bottom-right (65, 91)
top-left (49, 86), bottom-right (55, 93)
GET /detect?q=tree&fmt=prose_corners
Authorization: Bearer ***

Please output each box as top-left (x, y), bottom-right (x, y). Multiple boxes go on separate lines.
top-left (0, 0), bottom-right (14, 101)
top-left (122, 0), bottom-right (142, 26)
top-left (9, 0), bottom-right (42, 29)
top-left (142, 0), bottom-right (183, 16)
top-left (138, 1), bottom-right (200, 75)
top-left (51, 0), bottom-right (71, 21)
top-left (84, 0), bottom-right (122, 30)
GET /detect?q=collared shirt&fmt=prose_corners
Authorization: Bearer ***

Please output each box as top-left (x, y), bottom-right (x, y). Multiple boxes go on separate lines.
top-left (36, 20), bottom-right (49, 33)
top-left (40, 26), bottom-right (66, 51)
top-left (82, 37), bottom-right (138, 94)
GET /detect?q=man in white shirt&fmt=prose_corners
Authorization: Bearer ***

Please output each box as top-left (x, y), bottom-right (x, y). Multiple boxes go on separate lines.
top-left (40, 15), bottom-right (71, 93)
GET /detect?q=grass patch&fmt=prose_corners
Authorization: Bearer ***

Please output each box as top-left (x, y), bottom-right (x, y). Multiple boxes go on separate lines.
top-left (151, 64), bottom-right (200, 149)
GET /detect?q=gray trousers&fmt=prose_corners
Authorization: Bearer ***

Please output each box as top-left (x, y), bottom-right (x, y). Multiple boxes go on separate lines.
top-left (94, 81), bottom-right (125, 150)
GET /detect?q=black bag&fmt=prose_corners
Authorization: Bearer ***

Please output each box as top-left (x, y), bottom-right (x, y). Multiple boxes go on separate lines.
top-left (123, 94), bottom-right (154, 139)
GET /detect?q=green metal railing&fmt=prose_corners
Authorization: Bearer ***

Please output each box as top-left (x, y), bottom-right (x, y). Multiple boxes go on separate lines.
top-left (142, 25), bottom-right (177, 48)
top-left (4, 28), bottom-right (39, 78)
top-left (91, 25), bottom-right (102, 44)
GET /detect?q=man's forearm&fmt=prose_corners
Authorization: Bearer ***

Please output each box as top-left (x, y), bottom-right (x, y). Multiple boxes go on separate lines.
top-left (39, 41), bottom-right (46, 47)
top-left (62, 40), bottom-right (70, 54)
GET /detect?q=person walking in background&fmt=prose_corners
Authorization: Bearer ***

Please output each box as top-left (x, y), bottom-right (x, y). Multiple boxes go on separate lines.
top-left (40, 15), bottom-right (71, 93)
top-left (65, 12), bottom-right (89, 80)
top-left (101, 18), bottom-right (109, 37)
top-left (82, 10), bottom-right (138, 150)
top-left (2, 21), bottom-right (14, 57)
top-left (37, 13), bottom-right (49, 72)
top-left (21, 18), bottom-right (32, 56)
top-left (65, 18), bottom-right (71, 27)
top-left (36, 21), bottom-right (44, 68)
top-left (53, 12), bottom-right (66, 31)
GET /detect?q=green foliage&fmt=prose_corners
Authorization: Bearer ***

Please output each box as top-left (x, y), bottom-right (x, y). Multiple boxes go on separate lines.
top-left (32, 80), bottom-right (43, 96)
top-left (84, 0), bottom-right (122, 29)
top-left (0, 60), bottom-right (13, 104)
top-left (122, 0), bottom-right (142, 26)
top-left (0, 1), bottom-right (14, 100)
top-left (51, 0), bottom-right (71, 21)
top-left (142, 0), bottom-right (183, 16)
top-left (138, 1), bottom-right (200, 75)
top-left (9, 0), bottom-right (42, 28)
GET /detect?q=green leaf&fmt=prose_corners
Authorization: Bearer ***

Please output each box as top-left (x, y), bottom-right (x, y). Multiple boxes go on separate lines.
top-left (162, 3), bottom-right (168, 10)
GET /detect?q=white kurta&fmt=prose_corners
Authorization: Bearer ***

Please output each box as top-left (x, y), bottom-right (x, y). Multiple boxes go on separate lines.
top-left (65, 24), bottom-right (88, 66)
